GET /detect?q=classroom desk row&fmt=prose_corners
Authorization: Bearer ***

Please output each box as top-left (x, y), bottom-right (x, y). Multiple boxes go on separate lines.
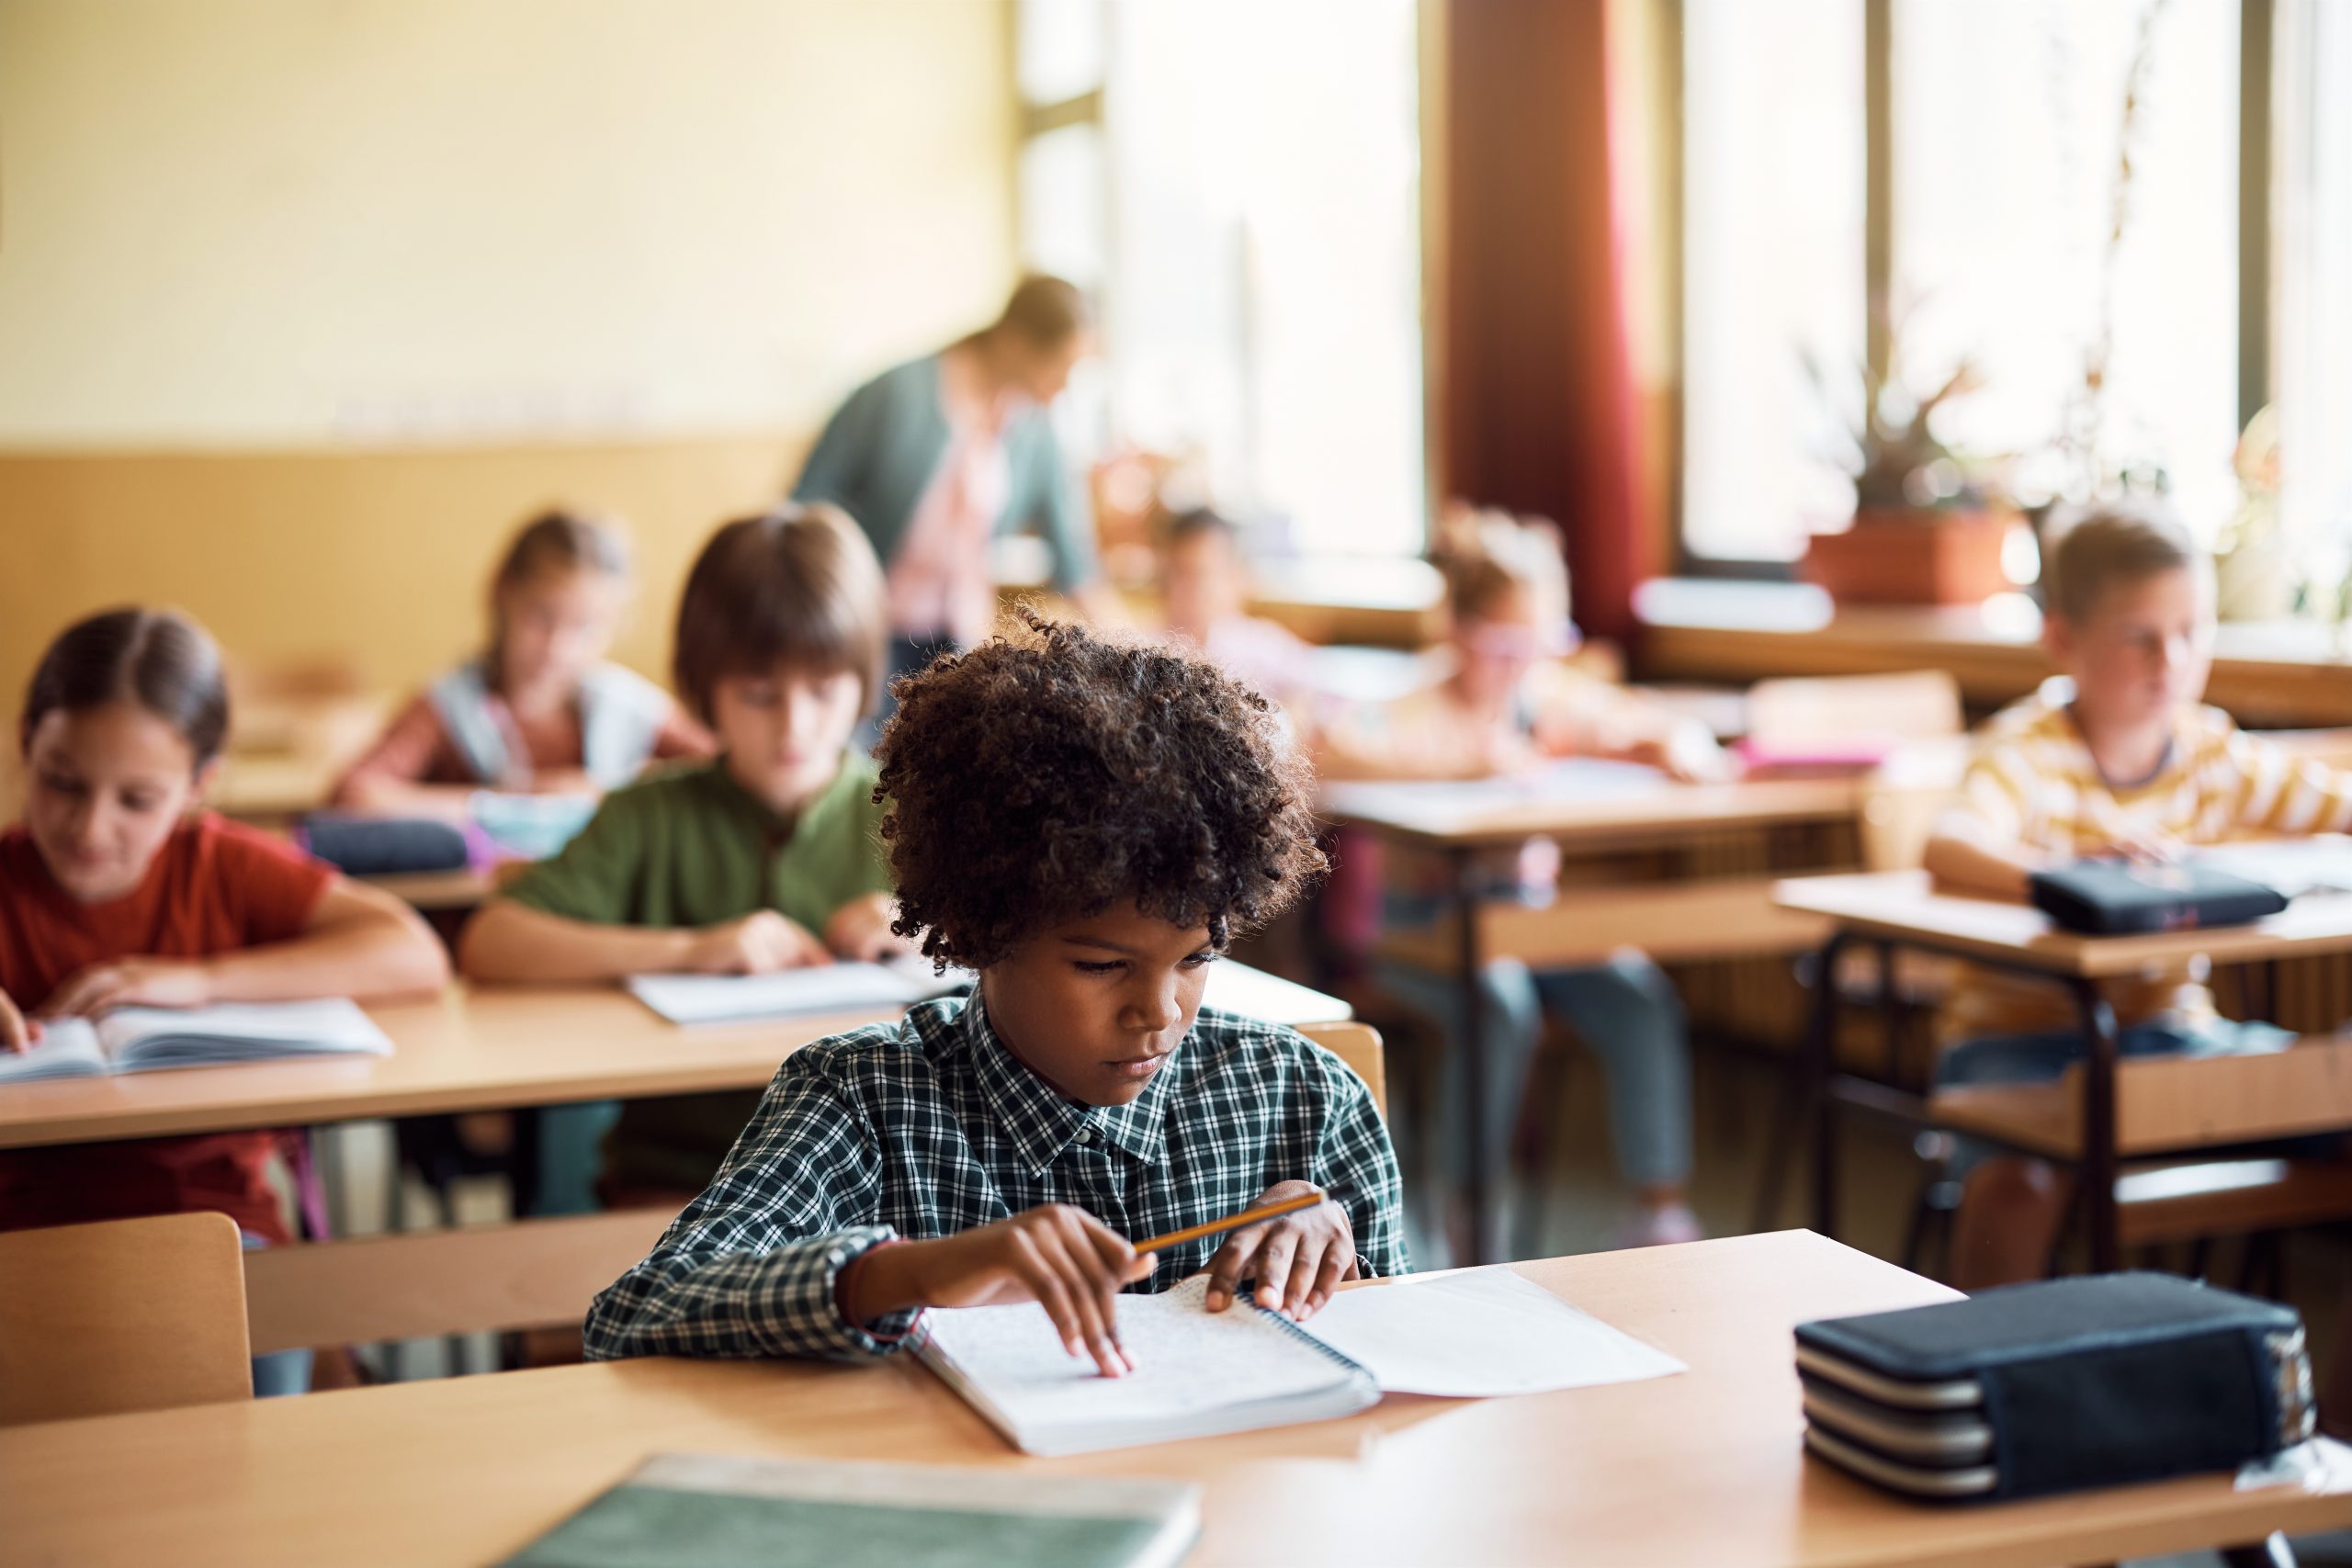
top-left (9, 1230), bottom-right (2349, 1568)
top-left (1774, 870), bottom-right (2352, 1271)
top-left (0, 962), bottom-right (1349, 1153)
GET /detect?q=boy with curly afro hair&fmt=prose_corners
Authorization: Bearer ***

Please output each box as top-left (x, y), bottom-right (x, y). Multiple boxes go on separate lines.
top-left (587, 613), bottom-right (1406, 1377)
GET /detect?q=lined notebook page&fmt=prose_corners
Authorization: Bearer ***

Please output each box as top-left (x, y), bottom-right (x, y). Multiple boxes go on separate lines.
top-left (919, 1276), bottom-right (1359, 1431)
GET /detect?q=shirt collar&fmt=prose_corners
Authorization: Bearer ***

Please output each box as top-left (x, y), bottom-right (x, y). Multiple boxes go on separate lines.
top-left (957, 994), bottom-right (1173, 1170)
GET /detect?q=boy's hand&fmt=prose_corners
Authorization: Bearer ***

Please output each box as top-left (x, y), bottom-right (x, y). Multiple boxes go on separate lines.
top-left (0, 988), bottom-right (40, 1054)
top-left (847, 1204), bottom-right (1156, 1378)
top-left (1202, 1180), bottom-right (1357, 1320)
top-left (2108, 827), bottom-right (2185, 865)
top-left (823, 893), bottom-right (917, 963)
top-left (38, 958), bottom-right (214, 1019)
top-left (685, 911), bottom-right (831, 975)
top-left (1627, 722), bottom-right (1729, 784)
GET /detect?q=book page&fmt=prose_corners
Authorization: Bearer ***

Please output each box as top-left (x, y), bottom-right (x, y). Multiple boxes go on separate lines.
top-left (627, 961), bottom-right (957, 1025)
top-left (99, 998), bottom-right (392, 1064)
top-left (0, 1016), bottom-right (107, 1082)
top-left (1300, 1266), bottom-right (1686, 1396)
top-left (920, 1276), bottom-right (1358, 1433)
top-left (1323, 758), bottom-right (1668, 832)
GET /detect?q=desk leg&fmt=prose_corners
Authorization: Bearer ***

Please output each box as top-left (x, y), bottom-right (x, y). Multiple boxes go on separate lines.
top-left (1453, 848), bottom-right (1494, 1266)
top-left (2071, 978), bottom-right (2122, 1273)
top-left (1807, 932), bottom-right (1852, 1240)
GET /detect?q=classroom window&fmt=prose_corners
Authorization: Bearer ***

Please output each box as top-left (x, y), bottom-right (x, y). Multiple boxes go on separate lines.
top-left (1679, 0), bottom-right (1867, 567)
top-left (1680, 0), bottom-right (2253, 569)
top-left (2272, 0), bottom-right (2352, 566)
top-left (1014, 0), bottom-right (1426, 558)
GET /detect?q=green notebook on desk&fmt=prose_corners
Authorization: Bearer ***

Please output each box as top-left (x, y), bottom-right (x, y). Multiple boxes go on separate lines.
top-left (500, 1453), bottom-right (1200, 1568)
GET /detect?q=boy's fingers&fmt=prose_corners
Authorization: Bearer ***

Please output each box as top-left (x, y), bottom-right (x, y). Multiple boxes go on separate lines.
top-left (1303, 1246), bottom-right (1349, 1317)
top-left (1202, 1231), bottom-right (1261, 1311)
top-left (1283, 1232), bottom-right (1329, 1316)
top-left (1252, 1229), bottom-right (1301, 1312)
top-left (1036, 1231), bottom-right (1123, 1377)
top-left (1011, 1232), bottom-right (1083, 1358)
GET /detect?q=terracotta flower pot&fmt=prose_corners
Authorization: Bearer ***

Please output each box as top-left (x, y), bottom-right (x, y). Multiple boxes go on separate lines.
top-left (1801, 508), bottom-right (2015, 607)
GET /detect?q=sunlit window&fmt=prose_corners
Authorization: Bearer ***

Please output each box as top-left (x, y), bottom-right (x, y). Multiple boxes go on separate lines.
top-left (1681, 0), bottom-right (1865, 564)
top-left (2273, 0), bottom-right (2352, 569)
top-left (1015, 0), bottom-right (1425, 557)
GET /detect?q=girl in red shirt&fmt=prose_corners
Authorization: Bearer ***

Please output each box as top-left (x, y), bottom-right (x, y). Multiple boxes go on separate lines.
top-left (0, 608), bottom-right (448, 1387)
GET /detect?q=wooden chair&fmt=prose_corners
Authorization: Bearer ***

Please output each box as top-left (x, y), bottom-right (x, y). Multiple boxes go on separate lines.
top-left (0, 1213), bottom-right (253, 1425)
top-left (242, 1207), bottom-right (673, 1357)
top-left (1298, 1021), bottom-right (1386, 1119)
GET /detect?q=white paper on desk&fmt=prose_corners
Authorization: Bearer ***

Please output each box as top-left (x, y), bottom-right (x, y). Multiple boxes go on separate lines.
top-left (1300, 1265), bottom-right (1687, 1396)
top-left (626, 961), bottom-right (961, 1025)
top-left (1321, 759), bottom-right (1668, 833)
top-left (2197, 836), bottom-right (2352, 900)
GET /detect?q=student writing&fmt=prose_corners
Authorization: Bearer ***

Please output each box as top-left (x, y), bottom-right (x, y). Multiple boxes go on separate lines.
top-left (583, 614), bottom-right (1406, 1376)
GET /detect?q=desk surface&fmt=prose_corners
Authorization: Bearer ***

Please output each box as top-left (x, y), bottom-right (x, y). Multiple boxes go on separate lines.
top-left (0, 965), bottom-right (1349, 1151)
top-left (1775, 869), bottom-right (2352, 976)
top-left (1322, 764), bottom-right (1871, 852)
top-left (7, 1231), bottom-right (2347, 1568)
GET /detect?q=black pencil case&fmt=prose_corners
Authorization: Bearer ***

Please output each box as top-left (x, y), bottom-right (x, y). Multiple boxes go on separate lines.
top-left (2028, 861), bottom-right (2288, 935)
top-left (1795, 1273), bottom-right (2314, 1502)
top-left (297, 813), bottom-right (471, 876)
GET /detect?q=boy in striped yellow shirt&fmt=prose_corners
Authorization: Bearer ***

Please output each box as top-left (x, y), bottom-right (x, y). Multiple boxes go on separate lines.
top-left (1923, 501), bottom-right (2352, 1287)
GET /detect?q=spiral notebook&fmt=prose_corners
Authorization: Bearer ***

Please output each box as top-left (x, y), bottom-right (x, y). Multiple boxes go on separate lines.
top-left (916, 1268), bottom-right (1685, 1456)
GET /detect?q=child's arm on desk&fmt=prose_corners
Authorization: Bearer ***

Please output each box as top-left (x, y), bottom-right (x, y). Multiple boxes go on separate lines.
top-left (1531, 671), bottom-right (1725, 783)
top-left (459, 898), bottom-right (828, 981)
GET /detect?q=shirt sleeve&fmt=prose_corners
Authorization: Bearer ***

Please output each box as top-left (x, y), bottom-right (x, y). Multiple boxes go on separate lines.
top-left (1023, 421), bottom-right (1098, 593)
top-left (499, 790), bottom-right (648, 924)
top-left (1933, 735), bottom-right (2037, 850)
top-left (2224, 728), bottom-right (2352, 835)
top-left (790, 378), bottom-right (878, 511)
top-left (210, 818), bottom-right (336, 944)
top-left (328, 694), bottom-right (452, 804)
top-left (582, 1048), bottom-right (918, 1361)
top-left (1305, 1045), bottom-right (1410, 1280)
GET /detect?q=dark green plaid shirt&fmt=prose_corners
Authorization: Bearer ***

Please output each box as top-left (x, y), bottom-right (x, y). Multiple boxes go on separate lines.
top-left (584, 992), bottom-right (1408, 1362)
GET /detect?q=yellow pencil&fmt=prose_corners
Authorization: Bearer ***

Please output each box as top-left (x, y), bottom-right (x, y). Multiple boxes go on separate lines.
top-left (1131, 1188), bottom-right (1327, 1255)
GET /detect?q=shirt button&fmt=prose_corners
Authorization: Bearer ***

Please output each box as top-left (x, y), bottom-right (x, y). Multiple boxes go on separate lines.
top-left (1076, 1127), bottom-right (1094, 1145)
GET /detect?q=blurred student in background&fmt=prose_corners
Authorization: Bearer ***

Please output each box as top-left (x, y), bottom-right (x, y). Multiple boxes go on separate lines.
top-left (332, 509), bottom-right (709, 822)
top-left (1321, 511), bottom-right (1721, 1255)
top-left (792, 276), bottom-right (1117, 695)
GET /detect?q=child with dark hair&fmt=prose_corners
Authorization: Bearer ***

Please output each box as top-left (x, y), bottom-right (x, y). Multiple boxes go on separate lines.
top-left (584, 612), bottom-right (1404, 1374)
top-left (460, 504), bottom-right (908, 1198)
top-left (332, 508), bottom-right (709, 820)
top-left (0, 607), bottom-right (449, 1390)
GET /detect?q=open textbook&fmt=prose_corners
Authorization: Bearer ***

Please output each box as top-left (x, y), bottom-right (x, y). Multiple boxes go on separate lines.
top-left (0, 998), bottom-right (393, 1085)
top-left (628, 959), bottom-right (1350, 1029)
top-left (918, 1267), bottom-right (1685, 1456)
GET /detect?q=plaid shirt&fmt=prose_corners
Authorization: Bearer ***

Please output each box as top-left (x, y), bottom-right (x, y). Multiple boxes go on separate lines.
top-left (584, 993), bottom-right (1408, 1362)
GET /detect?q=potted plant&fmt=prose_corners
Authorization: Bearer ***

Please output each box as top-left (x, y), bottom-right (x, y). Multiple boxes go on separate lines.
top-left (1801, 346), bottom-right (2017, 607)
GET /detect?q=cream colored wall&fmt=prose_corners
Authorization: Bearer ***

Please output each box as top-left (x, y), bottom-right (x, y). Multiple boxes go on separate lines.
top-left (0, 0), bottom-right (1015, 716)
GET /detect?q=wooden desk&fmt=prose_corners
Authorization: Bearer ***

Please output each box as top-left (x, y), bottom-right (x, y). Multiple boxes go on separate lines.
top-left (1772, 871), bottom-right (2352, 1269)
top-left (360, 867), bottom-right (499, 913)
top-left (1636, 577), bottom-right (2352, 729)
top-left (7, 1231), bottom-right (2346, 1568)
top-left (0, 965), bottom-right (1351, 1153)
top-left (1324, 768), bottom-right (1889, 1264)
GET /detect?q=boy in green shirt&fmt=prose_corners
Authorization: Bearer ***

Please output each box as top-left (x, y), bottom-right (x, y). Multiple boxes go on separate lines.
top-left (461, 503), bottom-right (907, 1196)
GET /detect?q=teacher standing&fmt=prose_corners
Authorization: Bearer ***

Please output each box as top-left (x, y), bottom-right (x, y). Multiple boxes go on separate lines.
top-left (791, 275), bottom-right (1104, 687)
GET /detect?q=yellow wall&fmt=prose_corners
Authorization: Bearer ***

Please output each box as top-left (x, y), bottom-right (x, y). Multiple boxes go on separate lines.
top-left (0, 0), bottom-right (1016, 711)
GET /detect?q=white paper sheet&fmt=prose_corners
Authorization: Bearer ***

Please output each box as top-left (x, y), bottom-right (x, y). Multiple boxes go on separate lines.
top-left (1300, 1265), bottom-right (1687, 1396)
top-left (626, 962), bottom-right (955, 1024)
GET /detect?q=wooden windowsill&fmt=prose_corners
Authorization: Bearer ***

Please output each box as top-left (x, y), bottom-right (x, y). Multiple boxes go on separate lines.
top-left (1634, 578), bottom-right (2352, 728)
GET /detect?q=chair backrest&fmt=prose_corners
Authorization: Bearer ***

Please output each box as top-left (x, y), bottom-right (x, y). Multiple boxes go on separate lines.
top-left (242, 1207), bottom-right (673, 1355)
top-left (1747, 671), bottom-right (1964, 746)
top-left (0, 1212), bottom-right (253, 1426)
top-left (1297, 1021), bottom-right (1386, 1119)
